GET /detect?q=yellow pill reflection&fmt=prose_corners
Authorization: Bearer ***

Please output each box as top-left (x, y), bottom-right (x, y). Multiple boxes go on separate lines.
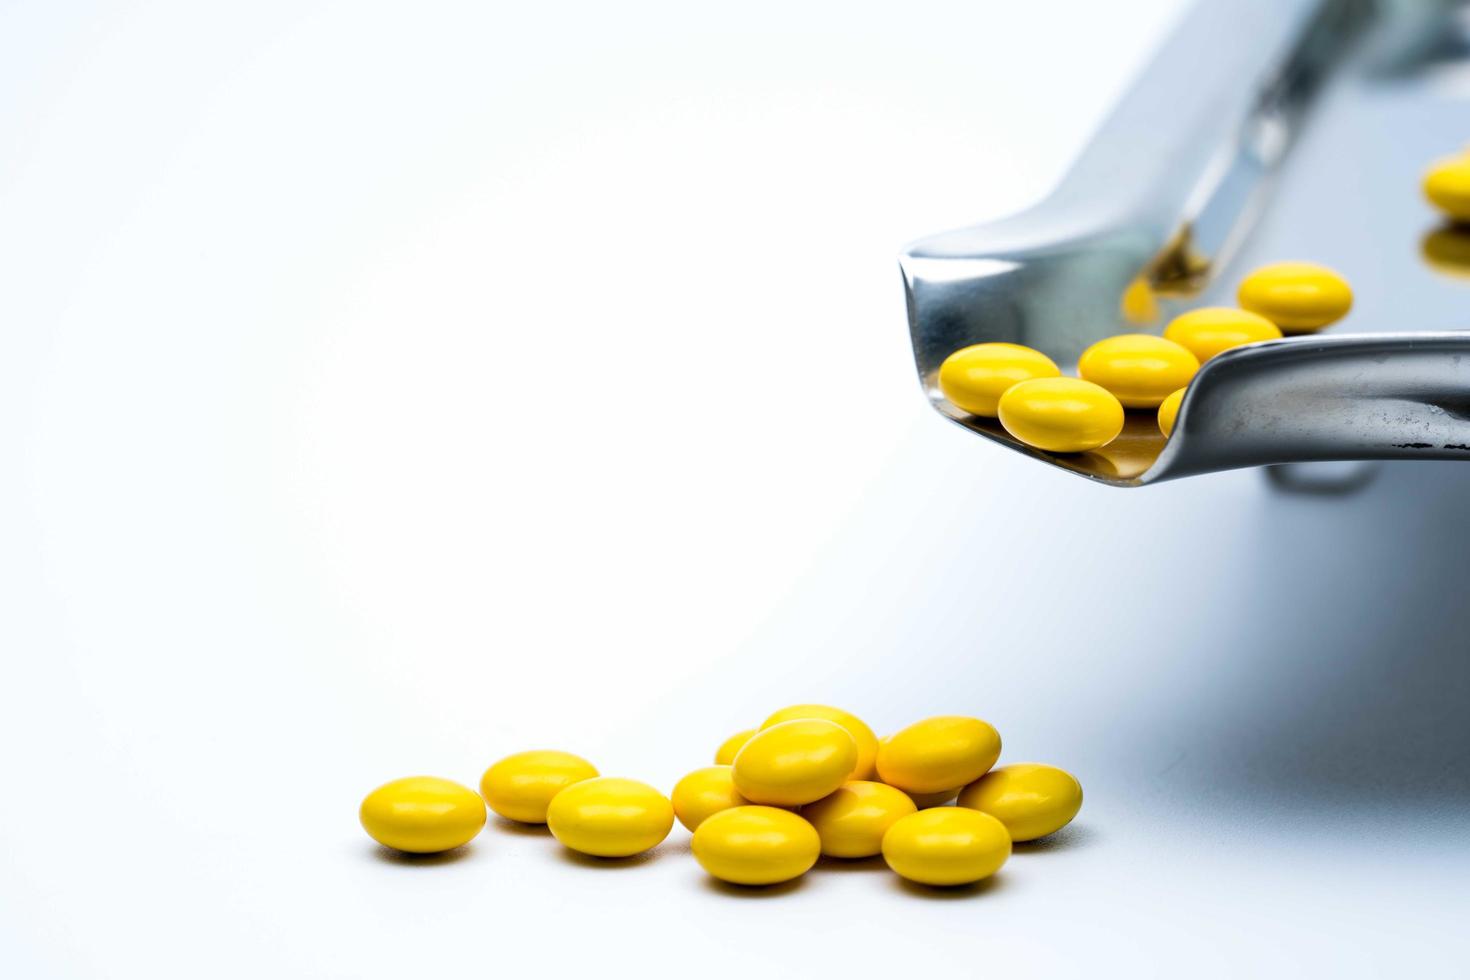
top-left (1157, 387), bottom-right (1185, 438)
top-left (1423, 154), bottom-right (1470, 222)
top-left (1077, 334), bottom-right (1199, 409)
top-left (937, 343), bottom-right (1061, 417)
top-left (1237, 261), bottom-right (1352, 333)
top-left (545, 777), bottom-right (674, 857)
top-left (761, 704), bottom-right (879, 781)
top-left (671, 766), bottom-right (747, 831)
top-left (957, 763), bottom-right (1083, 842)
top-left (881, 808), bottom-right (1011, 887)
top-left (732, 719), bottom-right (858, 806)
top-left (802, 781), bottom-right (916, 858)
top-left (876, 716), bottom-right (1002, 794)
top-left (997, 378), bottom-right (1124, 454)
top-left (1163, 307), bottom-right (1281, 362)
top-left (1421, 225), bottom-right (1470, 280)
top-left (479, 750), bottom-right (598, 824)
top-left (360, 776), bottom-right (487, 854)
top-left (691, 806), bottom-right (821, 886)
top-left (714, 729), bottom-right (756, 766)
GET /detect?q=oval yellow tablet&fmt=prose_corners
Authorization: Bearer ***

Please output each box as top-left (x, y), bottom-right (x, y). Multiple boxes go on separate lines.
top-left (1077, 334), bottom-right (1199, 409)
top-left (360, 776), bottom-right (487, 854)
top-left (479, 750), bottom-right (598, 824)
top-left (937, 342), bottom-right (1061, 417)
top-left (1157, 387), bottom-right (1185, 438)
top-left (732, 719), bottom-right (858, 806)
top-left (957, 763), bottom-right (1083, 842)
top-left (876, 716), bottom-right (1001, 794)
top-left (761, 704), bottom-right (879, 781)
top-left (1423, 154), bottom-right (1470, 222)
top-left (802, 781), bottom-right (917, 858)
top-left (545, 777), bottom-right (674, 857)
top-left (881, 807), bottom-right (1011, 886)
top-left (1163, 307), bottom-right (1281, 362)
top-left (671, 766), bottom-right (747, 831)
top-left (691, 805), bottom-right (821, 886)
top-left (1237, 261), bottom-right (1352, 333)
top-left (714, 729), bottom-right (756, 766)
top-left (996, 378), bottom-right (1124, 453)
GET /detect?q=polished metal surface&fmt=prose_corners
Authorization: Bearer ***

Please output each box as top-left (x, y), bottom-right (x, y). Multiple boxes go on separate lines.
top-left (902, 0), bottom-right (1470, 485)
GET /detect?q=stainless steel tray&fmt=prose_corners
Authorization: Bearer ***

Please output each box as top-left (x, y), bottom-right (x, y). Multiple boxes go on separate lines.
top-left (902, 0), bottom-right (1470, 486)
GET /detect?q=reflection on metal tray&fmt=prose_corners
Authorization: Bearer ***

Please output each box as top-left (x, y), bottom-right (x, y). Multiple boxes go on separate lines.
top-left (901, 0), bottom-right (1470, 486)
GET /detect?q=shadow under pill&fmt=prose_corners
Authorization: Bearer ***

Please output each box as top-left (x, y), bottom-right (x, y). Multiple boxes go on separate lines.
top-left (369, 843), bottom-right (475, 867)
top-left (699, 875), bottom-right (807, 898)
top-left (889, 873), bottom-right (1007, 900)
top-left (488, 817), bottom-right (552, 837)
top-left (815, 855), bottom-right (889, 873)
top-left (1011, 823), bottom-right (1096, 855)
top-left (555, 846), bottom-right (663, 870)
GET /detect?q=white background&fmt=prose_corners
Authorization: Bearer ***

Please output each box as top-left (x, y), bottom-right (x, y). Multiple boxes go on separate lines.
top-left (2, 1), bottom-right (1467, 977)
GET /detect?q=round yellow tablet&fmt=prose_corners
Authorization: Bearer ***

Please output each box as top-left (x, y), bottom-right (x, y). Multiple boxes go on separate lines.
top-left (996, 378), bottom-right (1125, 453)
top-left (732, 719), bottom-right (858, 806)
top-left (957, 763), bottom-right (1083, 842)
top-left (714, 729), bottom-right (757, 766)
top-left (937, 342), bottom-right (1061, 417)
top-left (802, 781), bottom-right (917, 858)
top-left (1077, 334), bottom-right (1199, 409)
top-left (1237, 261), bottom-right (1353, 333)
top-left (545, 777), bottom-right (674, 857)
top-left (876, 716), bottom-right (1002, 795)
top-left (1423, 154), bottom-right (1470, 222)
top-left (479, 750), bottom-right (598, 824)
top-left (691, 806), bottom-right (821, 886)
top-left (1163, 307), bottom-right (1281, 362)
top-left (881, 807), bottom-right (1011, 887)
top-left (671, 766), bottom-right (747, 831)
top-left (1157, 387), bottom-right (1185, 438)
top-left (360, 776), bottom-right (487, 854)
top-left (760, 705), bottom-right (879, 781)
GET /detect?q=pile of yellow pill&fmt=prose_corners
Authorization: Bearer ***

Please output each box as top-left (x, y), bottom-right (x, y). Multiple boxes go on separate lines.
top-left (359, 703), bottom-right (1083, 892)
top-left (936, 261), bottom-right (1352, 452)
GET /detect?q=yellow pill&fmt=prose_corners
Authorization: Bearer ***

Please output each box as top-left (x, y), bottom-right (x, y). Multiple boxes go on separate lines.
top-left (1162, 307), bottom-right (1281, 362)
top-left (359, 776), bottom-right (487, 854)
top-left (937, 342), bottom-right (1061, 417)
top-left (732, 719), bottom-right (858, 806)
top-left (1237, 261), bottom-right (1352, 333)
top-left (996, 378), bottom-right (1124, 454)
top-left (1423, 154), bottom-right (1470, 222)
top-left (761, 704), bottom-right (879, 781)
top-left (905, 787), bottom-right (962, 808)
top-left (671, 766), bottom-right (747, 831)
top-left (802, 781), bottom-right (917, 858)
top-left (479, 750), bottom-right (598, 824)
top-left (1077, 334), bottom-right (1199, 409)
top-left (1157, 387), bottom-right (1185, 438)
top-left (957, 763), bottom-right (1083, 842)
top-left (714, 729), bottom-right (757, 766)
top-left (1421, 226), bottom-right (1470, 280)
top-left (876, 716), bottom-right (1001, 794)
top-left (545, 777), bottom-right (674, 857)
top-left (691, 805), bottom-right (821, 886)
top-left (881, 807), bottom-right (1011, 887)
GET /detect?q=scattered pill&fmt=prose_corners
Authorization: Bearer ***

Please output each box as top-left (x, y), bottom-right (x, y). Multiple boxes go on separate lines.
top-left (691, 805), bottom-right (821, 886)
top-left (937, 342), bottom-right (1061, 417)
top-left (479, 750), bottom-right (598, 824)
top-left (1077, 334), bottom-right (1199, 409)
top-left (996, 378), bottom-right (1125, 453)
top-left (672, 766), bottom-right (747, 831)
top-left (957, 763), bottom-right (1083, 842)
top-left (1237, 261), bottom-right (1352, 333)
top-left (802, 781), bottom-right (917, 858)
top-left (761, 704), bottom-right (879, 781)
top-left (876, 716), bottom-right (1001, 795)
top-left (1157, 387), bottom-right (1185, 437)
top-left (1423, 153), bottom-right (1470, 222)
top-left (732, 719), bottom-right (858, 806)
top-left (1120, 276), bottom-right (1160, 325)
top-left (1163, 307), bottom-right (1281, 362)
top-left (881, 807), bottom-right (1011, 887)
top-left (714, 729), bottom-right (757, 766)
top-left (360, 776), bottom-right (487, 854)
top-left (545, 777), bottom-right (674, 858)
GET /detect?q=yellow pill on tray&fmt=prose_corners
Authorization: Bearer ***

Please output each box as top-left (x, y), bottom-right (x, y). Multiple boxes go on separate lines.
top-left (1163, 307), bottom-right (1281, 362)
top-left (360, 776), bottom-right (487, 854)
top-left (1157, 387), bottom-right (1185, 438)
top-left (957, 763), bottom-right (1083, 842)
top-left (802, 780), bottom-right (917, 858)
top-left (937, 342), bottom-right (1061, 417)
top-left (546, 777), bottom-right (674, 857)
top-left (692, 805), bottom-right (821, 886)
top-left (997, 378), bottom-right (1125, 453)
top-left (479, 750), bottom-right (598, 824)
top-left (672, 766), bottom-right (747, 831)
top-left (1077, 334), bottom-right (1199, 409)
top-left (1237, 261), bottom-right (1352, 333)
top-left (881, 807), bottom-right (1011, 887)
top-left (760, 704), bottom-right (879, 781)
top-left (732, 719), bottom-right (858, 806)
